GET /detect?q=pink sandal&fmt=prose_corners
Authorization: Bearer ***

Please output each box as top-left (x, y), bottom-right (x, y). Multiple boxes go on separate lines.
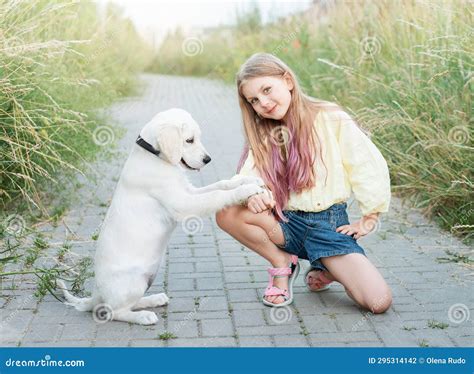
top-left (304, 267), bottom-right (333, 292)
top-left (263, 255), bottom-right (300, 307)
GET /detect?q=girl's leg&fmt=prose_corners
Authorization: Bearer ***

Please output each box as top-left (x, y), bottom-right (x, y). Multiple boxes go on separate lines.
top-left (316, 253), bottom-right (392, 314)
top-left (216, 206), bottom-right (291, 304)
top-left (217, 206), bottom-right (392, 312)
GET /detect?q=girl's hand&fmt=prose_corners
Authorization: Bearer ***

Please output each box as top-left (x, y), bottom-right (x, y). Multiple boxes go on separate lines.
top-left (336, 213), bottom-right (380, 240)
top-left (247, 189), bottom-right (275, 214)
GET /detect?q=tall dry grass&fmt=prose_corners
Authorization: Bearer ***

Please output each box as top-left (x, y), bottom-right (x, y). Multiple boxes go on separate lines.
top-left (1, 1), bottom-right (152, 214)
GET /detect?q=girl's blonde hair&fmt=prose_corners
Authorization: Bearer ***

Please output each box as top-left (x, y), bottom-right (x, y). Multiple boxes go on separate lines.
top-left (236, 53), bottom-right (334, 221)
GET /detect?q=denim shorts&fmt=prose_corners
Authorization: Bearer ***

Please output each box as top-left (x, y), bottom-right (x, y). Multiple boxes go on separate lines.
top-left (276, 202), bottom-right (366, 271)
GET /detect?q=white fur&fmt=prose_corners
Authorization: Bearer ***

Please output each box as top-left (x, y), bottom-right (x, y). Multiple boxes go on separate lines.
top-left (57, 108), bottom-right (265, 325)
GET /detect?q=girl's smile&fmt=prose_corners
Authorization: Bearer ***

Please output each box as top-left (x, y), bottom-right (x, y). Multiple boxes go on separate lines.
top-left (266, 104), bottom-right (277, 114)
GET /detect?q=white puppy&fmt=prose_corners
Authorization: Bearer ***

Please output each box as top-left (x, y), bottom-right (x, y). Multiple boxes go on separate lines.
top-left (58, 108), bottom-right (265, 325)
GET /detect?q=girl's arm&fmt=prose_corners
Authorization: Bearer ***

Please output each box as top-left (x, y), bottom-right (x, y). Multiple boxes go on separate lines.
top-left (334, 110), bottom-right (391, 238)
top-left (235, 149), bottom-right (275, 212)
top-left (336, 110), bottom-right (391, 216)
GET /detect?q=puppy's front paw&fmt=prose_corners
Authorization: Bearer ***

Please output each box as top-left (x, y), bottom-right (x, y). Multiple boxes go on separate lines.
top-left (230, 175), bottom-right (265, 187)
top-left (244, 176), bottom-right (265, 187)
top-left (234, 184), bottom-right (265, 202)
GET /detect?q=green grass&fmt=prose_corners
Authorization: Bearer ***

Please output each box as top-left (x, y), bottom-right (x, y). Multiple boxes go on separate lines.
top-left (148, 0), bottom-right (473, 243)
top-left (418, 339), bottom-right (430, 347)
top-left (436, 249), bottom-right (473, 264)
top-left (1, 1), bottom-right (153, 215)
top-left (427, 320), bottom-right (449, 329)
top-left (158, 332), bottom-right (177, 341)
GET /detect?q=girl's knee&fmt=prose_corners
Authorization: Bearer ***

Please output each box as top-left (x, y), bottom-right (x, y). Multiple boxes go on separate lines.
top-left (216, 206), bottom-right (242, 230)
top-left (215, 209), bottom-right (230, 229)
top-left (367, 286), bottom-right (392, 314)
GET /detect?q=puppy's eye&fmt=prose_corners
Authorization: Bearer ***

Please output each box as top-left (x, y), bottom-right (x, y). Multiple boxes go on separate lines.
top-left (186, 138), bottom-right (194, 144)
top-left (263, 87), bottom-right (271, 94)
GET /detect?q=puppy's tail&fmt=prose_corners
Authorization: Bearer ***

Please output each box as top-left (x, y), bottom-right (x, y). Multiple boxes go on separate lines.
top-left (56, 280), bottom-right (98, 312)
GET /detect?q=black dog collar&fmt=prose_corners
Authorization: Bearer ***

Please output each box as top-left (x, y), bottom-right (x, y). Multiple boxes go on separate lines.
top-left (136, 135), bottom-right (161, 157)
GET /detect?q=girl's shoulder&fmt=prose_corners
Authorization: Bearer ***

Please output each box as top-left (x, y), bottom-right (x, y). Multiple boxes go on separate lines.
top-left (309, 99), bottom-right (352, 128)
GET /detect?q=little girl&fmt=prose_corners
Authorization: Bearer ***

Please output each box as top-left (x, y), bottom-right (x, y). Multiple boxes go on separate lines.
top-left (216, 53), bottom-right (392, 313)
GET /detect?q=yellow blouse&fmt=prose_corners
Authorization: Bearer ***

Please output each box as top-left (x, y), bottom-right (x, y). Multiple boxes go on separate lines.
top-left (237, 108), bottom-right (391, 216)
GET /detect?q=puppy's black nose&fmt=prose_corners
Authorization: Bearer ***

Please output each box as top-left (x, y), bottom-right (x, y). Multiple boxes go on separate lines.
top-left (203, 155), bottom-right (211, 164)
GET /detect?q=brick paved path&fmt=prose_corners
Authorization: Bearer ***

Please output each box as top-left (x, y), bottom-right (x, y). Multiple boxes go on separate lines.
top-left (1, 75), bottom-right (472, 347)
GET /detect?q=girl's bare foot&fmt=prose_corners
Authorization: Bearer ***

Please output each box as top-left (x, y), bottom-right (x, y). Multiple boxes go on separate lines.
top-left (306, 269), bottom-right (335, 291)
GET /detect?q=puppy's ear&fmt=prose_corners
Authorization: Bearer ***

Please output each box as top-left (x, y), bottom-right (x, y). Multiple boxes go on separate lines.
top-left (157, 125), bottom-right (183, 165)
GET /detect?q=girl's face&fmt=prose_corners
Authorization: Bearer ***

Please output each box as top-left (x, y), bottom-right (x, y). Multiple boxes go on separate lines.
top-left (241, 75), bottom-right (294, 121)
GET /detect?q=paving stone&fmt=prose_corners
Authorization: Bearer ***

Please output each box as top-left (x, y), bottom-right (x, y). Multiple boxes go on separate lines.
top-left (201, 319), bottom-right (234, 337)
top-left (59, 323), bottom-right (97, 341)
top-left (169, 263), bottom-right (195, 273)
top-left (168, 320), bottom-right (199, 338)
top-left (310, 331), bottom-right (382, 345)
top-left (232, 309), bottom-right (266, 327)
top-left (198, 296), bottom-right (228, 311)
top-left (196, 277), bottom-right (223, 291)
top-left (239, 336), bottom-right (274, 347)
top-left (167, 278), bottom-right (194, 292)
top-left (236, 324), bottom-right (302, 336)
top-left (22, 340), bottom-right (93, 347)
top-left (195, 262), bottom-right (221, 272)
top-left (228, 289), bottom-right (259, 303)
top-left (273, 334), bottom-right (310, 347)
top-left (94, 339), bottom-right (130, 347)
top-left (129, 339), bottom-right (165, 347)
top-left (168, 297), bottom-right (198, 313)
top-left (167, 337), bottom-right (236, 347)
top-left (23, 323), bottom-right (63, 343)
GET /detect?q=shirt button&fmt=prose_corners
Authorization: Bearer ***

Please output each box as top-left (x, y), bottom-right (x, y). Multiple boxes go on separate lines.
top-left (317, 203), bottom-right (321, 206)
